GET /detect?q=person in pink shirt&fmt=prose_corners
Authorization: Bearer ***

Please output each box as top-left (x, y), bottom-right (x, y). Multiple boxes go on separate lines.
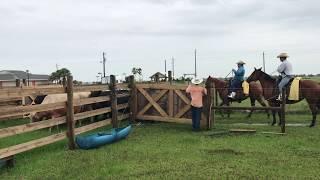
top-left (186, 78), bottom-right (207, 131)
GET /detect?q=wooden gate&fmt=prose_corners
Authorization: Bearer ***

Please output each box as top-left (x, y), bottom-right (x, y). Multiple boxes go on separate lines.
top-left (134, 83), bottom-right (209, 129)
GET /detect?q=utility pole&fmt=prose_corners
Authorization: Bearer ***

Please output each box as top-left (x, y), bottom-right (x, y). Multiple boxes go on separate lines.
top-left (164, 59), bottom-right (167, 80)
top-left (171, 57), bottom-right (175, 79)
top-left (263, 51), bottom-right (266, 72)
top-left (194, 49), bottom-right (197, 78)
top-left (56, 64), bottom-right (59, 71)
top-left (102, 52), bottom-right (106, 77)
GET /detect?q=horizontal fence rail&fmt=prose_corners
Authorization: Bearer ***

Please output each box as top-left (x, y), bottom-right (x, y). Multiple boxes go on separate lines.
top-left (0, 75), bottom-right (133, 164)
top-left (0, 114), bottom-right (129, 159)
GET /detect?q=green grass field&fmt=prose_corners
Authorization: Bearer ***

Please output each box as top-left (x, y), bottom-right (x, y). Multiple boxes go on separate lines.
top-left (1, 111), bottom-right (320, 179)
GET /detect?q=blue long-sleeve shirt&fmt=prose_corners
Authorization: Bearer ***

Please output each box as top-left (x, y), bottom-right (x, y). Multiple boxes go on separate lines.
top-left (233, 66), bottom-right (245, 81)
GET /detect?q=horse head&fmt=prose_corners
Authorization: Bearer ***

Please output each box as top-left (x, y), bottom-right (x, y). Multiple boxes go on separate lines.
top-left (205, 76), bottom-right (214, 88)
top-left (247, 67), bottom-right (263, 82)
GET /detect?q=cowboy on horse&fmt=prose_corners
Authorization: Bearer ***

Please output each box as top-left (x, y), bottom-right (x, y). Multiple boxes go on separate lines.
top-left (228, 60), bottom-right (246, 99)
top-left (276, 52), bottom-right (293, 101)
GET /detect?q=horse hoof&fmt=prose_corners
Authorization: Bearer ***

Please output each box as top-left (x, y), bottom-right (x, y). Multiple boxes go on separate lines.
top-left (309, 124), bottom-right (315, 128)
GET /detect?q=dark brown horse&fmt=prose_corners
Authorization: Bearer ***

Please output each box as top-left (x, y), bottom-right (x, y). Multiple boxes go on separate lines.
top-left (247, 68), bottom-right (320, 127)
top-left (206, 76), bottom-right (269, 118)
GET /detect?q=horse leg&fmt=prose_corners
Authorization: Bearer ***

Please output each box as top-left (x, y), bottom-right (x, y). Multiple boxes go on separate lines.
top-left (247, 97), bottom-right (255, 118)
top-left (307, 102), bottom-right (318, 127)
top-left (278, 110), bottom-right (282, 126)
top-left (226, 101), bottom-right (231, 118)
top-left (219, 101), bottom-right (225, 118)
top-left (257, 98), bottom-right (270, 119)
top-left (271, 110), bottom-right (277, 126)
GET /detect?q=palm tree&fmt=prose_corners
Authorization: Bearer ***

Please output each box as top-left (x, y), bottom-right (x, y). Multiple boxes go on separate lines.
top-left (49, 68), bottom-right (71, 84)
top-left (132, 67), bottom-right (143, 82)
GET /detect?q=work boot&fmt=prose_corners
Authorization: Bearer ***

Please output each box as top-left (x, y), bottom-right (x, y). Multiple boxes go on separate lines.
top-left (276, 94), bottom-right (282, 101)
top-left (228, 92), bottom-right (236, 99)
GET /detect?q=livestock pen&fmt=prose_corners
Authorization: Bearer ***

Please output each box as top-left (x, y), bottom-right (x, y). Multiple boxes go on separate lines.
top-left (0, 75), bottom-right (131, 167)
top-left (1, 76), bottom-right (320, 179)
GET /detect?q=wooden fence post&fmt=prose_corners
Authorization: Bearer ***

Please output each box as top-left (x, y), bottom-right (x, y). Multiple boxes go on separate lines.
top-left (66, 75), bottom-right (76, 150)
top-left (168, 71), bottom-right (172, 85)
top-left (281, 89), bottom-right (286, 133)
top-left (109, 75), bottom-right (118, 128)
top-left (15, 79), bottom-right (20, 87)
top-left (128, 75), bottom-right (137, 123)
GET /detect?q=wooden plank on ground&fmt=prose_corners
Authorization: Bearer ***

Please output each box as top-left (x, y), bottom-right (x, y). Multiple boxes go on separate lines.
top-left (136, 115), bottom-right (191, 124)
top-left (137, 88), bottom-right (168, 117)
top-left (261, 132), bottom-right (286, 135)
top-left (137, 90), bottom-right (168, 116)
top-left (229, 129), bottom-right (256, 133)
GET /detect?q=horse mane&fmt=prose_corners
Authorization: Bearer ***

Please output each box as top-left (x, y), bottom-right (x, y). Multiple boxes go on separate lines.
top-left (260, 71), bottom-right (276, 82)
top-left (208, 77), bottom-right (227, 84)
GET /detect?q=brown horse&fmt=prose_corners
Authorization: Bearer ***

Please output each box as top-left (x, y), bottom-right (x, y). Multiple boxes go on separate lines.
top-left (206, 76), bottom-right (269, 118)
top-left (247, 68), bottom-right (320, 127)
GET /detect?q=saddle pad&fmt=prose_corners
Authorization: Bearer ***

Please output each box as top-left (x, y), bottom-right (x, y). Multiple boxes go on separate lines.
top-left (242, 81), bottom-right (250, 95)
top-left (288, 77), bottom-right (301, 100)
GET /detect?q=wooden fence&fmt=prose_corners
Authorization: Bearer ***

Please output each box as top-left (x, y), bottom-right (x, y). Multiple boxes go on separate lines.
top-left (132, 83), bottom-right (211, 129)
top-left (0, 75), bottom-right (132, 166)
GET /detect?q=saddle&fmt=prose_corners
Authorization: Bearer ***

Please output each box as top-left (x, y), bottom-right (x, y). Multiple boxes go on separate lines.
top-left (276, 76), bottom-right (301, 100)
top-left (276, 76), bottom-right (295, 89)
top-left (227, 79), bottom-right (250, 101)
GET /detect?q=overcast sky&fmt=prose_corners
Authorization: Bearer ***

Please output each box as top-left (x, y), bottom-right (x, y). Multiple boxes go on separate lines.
top-left (1, 0), bottom-right (319, 81)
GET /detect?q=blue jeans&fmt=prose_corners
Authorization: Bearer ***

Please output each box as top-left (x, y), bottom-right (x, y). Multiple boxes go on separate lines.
top-left (192, 106), bottom-right (202, 130)
top-left (279, 76), bottom-right (292, 94)
top-left (229, 79), bottom-right (242, 93)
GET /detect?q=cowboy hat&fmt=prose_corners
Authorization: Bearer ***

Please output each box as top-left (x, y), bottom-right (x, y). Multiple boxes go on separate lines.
top-left (236, 60), bottom-right (246, 65)
top-left (277, 53), bottom-right (289, 58)
top-left (191, 78), bottom-right (203, 85)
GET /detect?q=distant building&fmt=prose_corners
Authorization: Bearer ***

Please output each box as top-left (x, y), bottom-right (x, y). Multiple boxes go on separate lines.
top-left (101, 75), bottom-right (126, 84)
top-left (150, 72), bottom-right (166, 82)
top-left (0, 70), bottom-right (50, 88)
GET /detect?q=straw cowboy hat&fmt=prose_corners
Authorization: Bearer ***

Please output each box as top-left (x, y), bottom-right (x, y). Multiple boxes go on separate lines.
top-left (236, 60), bottom-right (246, 65)
top-left (191, 78), bottom-right (203, 85)
top-left (277, 53), bottom-right (289, 58)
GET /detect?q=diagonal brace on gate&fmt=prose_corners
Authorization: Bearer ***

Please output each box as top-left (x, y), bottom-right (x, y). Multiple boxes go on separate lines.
top-left (137, 89), bottom-right (168, 116)
top-left (174, 90), bottom-right (191, 118)
top-left (137, 88), bottom-right (169, 117)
